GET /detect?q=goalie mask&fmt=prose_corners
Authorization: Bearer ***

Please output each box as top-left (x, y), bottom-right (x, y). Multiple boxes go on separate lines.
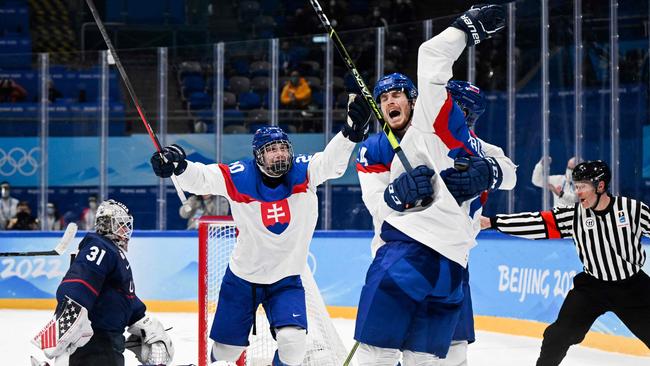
top-left (252, 126), bottom-right (294, 178)
top-left (95, 199), bottom-right (134, 251)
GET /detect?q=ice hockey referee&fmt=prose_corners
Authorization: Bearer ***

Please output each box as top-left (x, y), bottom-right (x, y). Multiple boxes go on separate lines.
top-left (481, 160), bottom-right (650, 366)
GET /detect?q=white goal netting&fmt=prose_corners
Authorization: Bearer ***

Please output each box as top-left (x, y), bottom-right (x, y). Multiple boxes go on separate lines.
top-left (198, 216), bottom-right (349, 366)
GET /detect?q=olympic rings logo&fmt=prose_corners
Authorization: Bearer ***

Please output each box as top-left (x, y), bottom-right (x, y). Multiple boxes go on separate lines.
top-left (0, 147), bottom-right (40, 176)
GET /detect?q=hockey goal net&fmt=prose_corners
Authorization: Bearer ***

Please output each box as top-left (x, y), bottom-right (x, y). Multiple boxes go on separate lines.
top-left (198, 216), bottom-right (348, 366)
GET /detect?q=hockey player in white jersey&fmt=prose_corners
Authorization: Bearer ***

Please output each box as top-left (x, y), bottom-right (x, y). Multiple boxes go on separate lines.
top-left (150, 121), bottom-right (369, 365)
top-left (355, 74), bottom-right (516, 365)
top-left (352, 5), bottom-right (513, 365)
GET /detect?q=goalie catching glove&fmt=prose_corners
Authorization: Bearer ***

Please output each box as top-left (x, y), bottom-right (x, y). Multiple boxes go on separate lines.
top-left (384, 165), bottom-right (435, 212)
top-left (126, 315), bottom-right (174, 365)
top-left (151, 144), bottom-right (187, 178)
top-left (31, 296), bottom-right (93, 360)
top-left (441, 156), bottom-right (503, 203)
top-left (451, 4), bottom-right (506, 46)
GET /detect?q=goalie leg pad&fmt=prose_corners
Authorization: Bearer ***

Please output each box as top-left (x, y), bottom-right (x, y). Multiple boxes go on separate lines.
top-left (210, 342), bottom-right (246, 362)
top-left (274, 326), bottom-right (306, 365)
top-left (440, 341), bottom-right (468, 366)
top-left (402, 349), bottom-right (441, 366)
top-left (355, 343), bottom-right (400, 366)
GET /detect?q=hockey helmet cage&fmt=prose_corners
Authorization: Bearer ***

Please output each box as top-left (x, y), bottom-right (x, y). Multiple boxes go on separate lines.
top-left (95, 199), bottom-right (134, 251)
top-left (252, 126), bottom-right (294, 177)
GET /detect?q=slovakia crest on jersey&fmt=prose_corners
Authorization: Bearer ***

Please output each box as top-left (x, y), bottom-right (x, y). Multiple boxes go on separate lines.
top-left (261, 199), bottom-right (291, 234)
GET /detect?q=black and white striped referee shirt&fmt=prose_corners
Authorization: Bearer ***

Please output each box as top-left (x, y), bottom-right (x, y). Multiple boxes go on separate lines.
top-left (490, 196), bottom-right (650, 281)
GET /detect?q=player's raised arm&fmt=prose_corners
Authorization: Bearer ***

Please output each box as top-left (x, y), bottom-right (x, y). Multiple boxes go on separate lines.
top-left (307, 94), bottom-right (370, 187)
top-left (412, 5), bottom-right (506, 135)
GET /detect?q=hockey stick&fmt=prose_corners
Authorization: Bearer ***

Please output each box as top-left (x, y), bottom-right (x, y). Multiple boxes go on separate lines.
top-left (308, 0), bottom-right (412, 170)
top-left (308, 0), bottom-right (434, 208)
top-left (84, 0), bottom-right (186, 204)
top-left (0, 223), bottom-right (77, 257)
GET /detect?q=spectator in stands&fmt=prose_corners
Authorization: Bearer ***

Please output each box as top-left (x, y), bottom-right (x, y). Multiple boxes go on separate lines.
top-left (0, 78), bottom-right (27, 103)
top-left (391, 0), bottom-right (416, 24)
top-left (285, 7), bottom-right (313, 36)
top-left (46, 202), bottom-right (64, 230)
top-left (48, 79), bottom-right (63, 103)
top-left (179, 194), bottom-right (229, 230)
top-left (80, 195), bottom-right (98, 230)
top-left (0, 181), bottom-right (19, 230)
top-left (7, 201), bottom-right (38, 230)
top-left (280, 70), bottom-right (312, 109)
top-left (279, 41), bottom-right (296, 76)
top-left (370, 6), bottom-right (388, 28)
top-left (532, 156), bottom-right (578, 207)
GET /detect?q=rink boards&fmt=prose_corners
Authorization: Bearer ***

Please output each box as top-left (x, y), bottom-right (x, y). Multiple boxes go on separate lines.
top-left (0, 230), bottom-right (648, 355)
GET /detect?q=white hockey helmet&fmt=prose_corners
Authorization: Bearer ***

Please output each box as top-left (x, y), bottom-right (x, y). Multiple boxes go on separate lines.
top-left (94, 199), bottom-right (134, 251)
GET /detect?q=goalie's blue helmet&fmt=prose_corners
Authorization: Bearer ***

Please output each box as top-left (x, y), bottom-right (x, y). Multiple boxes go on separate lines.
top-left (373, 73), bottom-right (418, 102)
top-left (446, 80), bottom-right (486, 128)
top-left (252, 126), bottom-right (294, 177)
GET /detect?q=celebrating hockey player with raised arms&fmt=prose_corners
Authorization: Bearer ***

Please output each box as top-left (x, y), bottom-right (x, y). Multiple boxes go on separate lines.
top-left (354, 73), bottom-right (516, 365)
top-left (32, 199), bottom-right (174, 366)
top-left (150, 120), bottom-right (369, 364)
top-left (350, 4), bottom-right (512, 365)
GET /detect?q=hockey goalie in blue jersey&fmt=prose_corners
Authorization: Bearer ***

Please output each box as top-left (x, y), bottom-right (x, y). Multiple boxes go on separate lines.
top-left (33, 199), bottom-right (174, 366)
top-left (352, 5), bottom-right (516, 365)
top-left (151, 120), bottom-right (369, 365)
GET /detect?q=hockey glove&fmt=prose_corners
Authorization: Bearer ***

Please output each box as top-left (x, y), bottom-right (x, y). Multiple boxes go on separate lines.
top-left (442, 156), bottom-right (503, 203)
top-left (342, 94), bottom-right (371, 143)
top-left (150, 144), bottom-right (187, 178)
top-left (127, 315), bottom-right (174, 365)
top-left (384, 165), bottom-right (435, 212)
top-left (31, 296), bottom-right (94, 360)
top-left (451, 4), bottom-right (506, 46)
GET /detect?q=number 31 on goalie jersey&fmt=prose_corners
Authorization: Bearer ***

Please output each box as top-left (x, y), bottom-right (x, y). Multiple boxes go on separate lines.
top-left (86, 246), bottom-right (107, 266)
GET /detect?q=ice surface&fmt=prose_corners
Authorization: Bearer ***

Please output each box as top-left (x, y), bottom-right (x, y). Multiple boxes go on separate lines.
top-left (3, 310), bottom-right (647, 365)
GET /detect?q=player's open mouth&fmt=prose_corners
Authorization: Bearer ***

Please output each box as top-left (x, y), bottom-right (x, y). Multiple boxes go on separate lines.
top-left (389, 110), bottom-right (401, 118)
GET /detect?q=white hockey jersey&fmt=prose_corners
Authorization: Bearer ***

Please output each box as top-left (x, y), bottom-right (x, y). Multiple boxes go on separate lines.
top-left (366, 27), bottom-right (516, 267)
top-left (357, 132), bottom-right (516, 257)
top-left (176, 132), bottom-right (356, 284)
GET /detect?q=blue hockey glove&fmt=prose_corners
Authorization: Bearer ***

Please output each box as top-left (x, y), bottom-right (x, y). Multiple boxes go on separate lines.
top-left (342, 94), bottom-right (371, 143)
top-left (384, 165), bottom-right (435, 212)
top-left (441, 156), bottom-right (503, 203)
top-left (150, 144), bottom-right (187, 178)
top-left (451, 4), bottom-right (506, 46)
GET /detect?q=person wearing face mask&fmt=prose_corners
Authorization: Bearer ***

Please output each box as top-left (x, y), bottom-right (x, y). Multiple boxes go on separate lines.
top-left (0, 181), bottom-right (18, 230)
top-left (532, 156), bottom-right (578, 207)
top-left (80, 195), bottom-right (98, 230)
top-left (480, 160), bottom-right (650, 366)
top-left (150, 121), bottom-right (368, 365)
top-left (280, 70), bottom-right (312, 109)
top-left (179, 194), bottom-right (230, 230)
top-left (46, 202), bottom-right (64, 230)
top-left (7, 201), bottom-right (38, 230)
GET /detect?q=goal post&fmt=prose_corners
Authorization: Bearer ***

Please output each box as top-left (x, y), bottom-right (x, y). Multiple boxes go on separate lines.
top-left (198, 216), bottom-right (349, 366)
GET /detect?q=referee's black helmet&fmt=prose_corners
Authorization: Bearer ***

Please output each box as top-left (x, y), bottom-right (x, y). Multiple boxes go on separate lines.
top-left (572, 160), bottom-right (611, 190)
